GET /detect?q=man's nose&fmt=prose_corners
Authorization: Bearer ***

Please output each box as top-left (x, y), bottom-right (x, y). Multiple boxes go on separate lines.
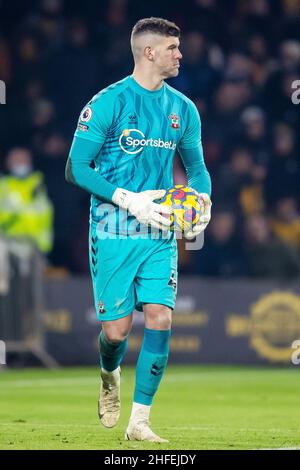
top-left (176, 50), bottom-right (183, 60)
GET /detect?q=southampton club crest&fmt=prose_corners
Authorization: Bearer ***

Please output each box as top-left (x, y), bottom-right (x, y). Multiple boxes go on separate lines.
top-left (169, 113), bottom-right (180, 129)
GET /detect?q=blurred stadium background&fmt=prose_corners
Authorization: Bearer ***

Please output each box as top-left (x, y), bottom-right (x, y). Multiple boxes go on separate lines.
top-left (0, 0), bottom-right (300, 450)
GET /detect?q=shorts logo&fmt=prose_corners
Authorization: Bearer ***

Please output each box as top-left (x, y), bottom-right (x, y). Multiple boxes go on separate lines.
top-left (98, 300), bottom-right (106, 314)
top-left (80, 106), bottom-right (93, 122)
top-left (169, 113), bottom-right (180, 129)
top-left (168, 271), bottom-right (177, 291)
top-left (119, 128), bottom-right (176, 155)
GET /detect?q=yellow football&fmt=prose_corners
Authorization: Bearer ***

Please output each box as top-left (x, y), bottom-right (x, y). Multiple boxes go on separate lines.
top-left (158, 184), bottom-right (203, 232)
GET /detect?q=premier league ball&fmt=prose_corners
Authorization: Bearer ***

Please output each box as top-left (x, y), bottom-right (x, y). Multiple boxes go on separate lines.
top-left (158, 184), bottom-right (203, 232)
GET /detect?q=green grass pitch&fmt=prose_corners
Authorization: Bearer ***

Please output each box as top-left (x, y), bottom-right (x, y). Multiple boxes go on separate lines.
top-left (0, 365), bottom-right (300, 450)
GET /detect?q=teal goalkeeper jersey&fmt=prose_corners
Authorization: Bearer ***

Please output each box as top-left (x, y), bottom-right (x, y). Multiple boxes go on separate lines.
top-left (71, 75), bottom-right (209, 234)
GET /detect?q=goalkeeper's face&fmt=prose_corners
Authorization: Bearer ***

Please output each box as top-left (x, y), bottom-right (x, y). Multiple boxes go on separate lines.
top-left (153, 36), bottom-right (182, 79)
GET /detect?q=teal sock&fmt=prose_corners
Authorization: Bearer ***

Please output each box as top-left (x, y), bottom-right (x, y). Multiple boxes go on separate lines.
top-left (134, 328), bottom-right (171, 406)
top-left (99, 330), bottom-right (128, 372)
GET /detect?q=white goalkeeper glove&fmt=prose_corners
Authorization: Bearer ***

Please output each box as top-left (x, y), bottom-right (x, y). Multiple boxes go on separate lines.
top-left (112, 188), bottom-right (172, 231)
top-left (185, 192), bottom-right (212, 240)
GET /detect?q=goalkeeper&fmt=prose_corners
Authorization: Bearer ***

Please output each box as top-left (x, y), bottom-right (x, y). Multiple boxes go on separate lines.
top-left (65, 17), bottom-right (211, 443)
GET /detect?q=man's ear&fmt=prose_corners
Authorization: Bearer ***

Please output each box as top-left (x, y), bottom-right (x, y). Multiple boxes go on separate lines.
top-left (145, 46), bottom-right (154, 61)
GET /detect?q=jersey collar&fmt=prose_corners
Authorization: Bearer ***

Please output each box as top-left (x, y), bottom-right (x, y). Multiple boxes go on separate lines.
top-left (127, 75), bottom-right (165, 98)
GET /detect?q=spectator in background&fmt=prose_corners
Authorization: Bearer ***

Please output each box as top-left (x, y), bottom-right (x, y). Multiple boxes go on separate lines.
top-left (3, 33), bottom-right (46, 148)
top-left (214, 147), bottom-right (254, 211)
top-left (185, 0), bottom-right (227, 44)
top-left (271, 197), bottom-right (300, 251)
top-left (12, 32), bottom-right (44, 99)
top-left (239, 162), bottom-right (266, 216)
top-left (244, 213), bottom-right (300, 278)
top-left (36, 132), bottom-right (88, 270)
top-left (237, 0), bottom-right (273, 39)
top-left (263, 39), bottom-right (300, 128)
top-left (192, 210), bottom-right (247, 277)
top-left (97, 0), bottom-right (132, 84)
top-left (170, 30), bottom-right (221, 98)
top-left (30, 98), bottom-right (56, 147)
top-left (239, 106), bottom-right (269, 165)
top-left (207, 75), bottom-right (252, 153)
top-left (247, 34), bottom-right (274, 91)
top-left (264, 123), bottom-right (300, 208)
top-left (46, 17), bottom-right (100, 128)
top-left (0, 148), bottom-right (54, 254)
top-left (279, 0), bottom-right (300, 40)
top-left (33, 0), bottom-right (65, 49)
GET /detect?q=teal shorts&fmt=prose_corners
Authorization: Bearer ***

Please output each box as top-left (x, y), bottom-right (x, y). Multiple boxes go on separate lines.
top-left (89, 225), bottom-right (178, 322)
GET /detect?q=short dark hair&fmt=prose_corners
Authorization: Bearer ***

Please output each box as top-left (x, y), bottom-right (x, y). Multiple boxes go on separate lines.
top-left (131, 17), bottom-right (180, 38)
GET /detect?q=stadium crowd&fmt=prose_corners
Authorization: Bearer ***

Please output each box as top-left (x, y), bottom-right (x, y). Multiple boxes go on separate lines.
top-left (0, 0), bottom-right (299, 278)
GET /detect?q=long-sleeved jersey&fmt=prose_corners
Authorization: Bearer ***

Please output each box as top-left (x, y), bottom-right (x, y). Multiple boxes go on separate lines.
top-left (66, 75), bottom-right (211, 235)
